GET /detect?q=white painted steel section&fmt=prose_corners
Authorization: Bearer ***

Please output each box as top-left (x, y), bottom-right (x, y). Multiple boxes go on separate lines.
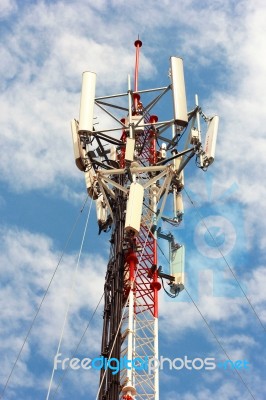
top-left (133, 305), bottom-right (156, 400)
top-left (99, 165), bottom-right (168, 176)
top-left (123, 287), bottom-right (136, 397)
top-left (98, 175), bottom-right (128, 194)
top-left (152, 188), bottom-right (159, 400)
top-left (79, 71), bottom-right (96, 133)
top-left (154, 317), bottom-right (159, 400)
top-left (95, 86), bottom-right (168, 101)
top-left (92, 119), bottom-right (174, 135)
top-left (143, 168), bottom-right (169, 190)
top-left (133, 316), bottom-right (136, 389)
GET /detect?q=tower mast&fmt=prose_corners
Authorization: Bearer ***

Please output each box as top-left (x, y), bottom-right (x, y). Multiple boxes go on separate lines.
top-left (71, 40), bottom-right (219, 400)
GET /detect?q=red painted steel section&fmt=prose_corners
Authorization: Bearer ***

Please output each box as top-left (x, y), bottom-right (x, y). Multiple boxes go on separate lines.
top-left (122, 38), bottom-right (161, 338)
top-left (126, 251), bottom-right (138, 282)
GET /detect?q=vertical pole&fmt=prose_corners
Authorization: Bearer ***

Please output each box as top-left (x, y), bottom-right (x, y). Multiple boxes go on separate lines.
top-left (153, 240), bottom-right (160, 400)
top-left (172, 123), bottom-right (176, 139)
top-left (149, 115), bottom-right (158, 165)
top-left (98, 187), bottom-right (126, 400)
top-left (172, 122), bottom-right (178, 225)
top-left (173, 186), bottom-right (177, 220)
top-left (154, 316), bottom-right (159, 400)
top-left (151, 185), bottom-right (160, 400)
top-left (195, 94), bottom-right (203, 167)
top-left (128, 75), bottom-right (133, 139)
top-left (122, 252), bottom-right (137, 399)
top-left (134, 39), bottom-right (142, 110)
top-left (120, 118), bottom-right (127, 168)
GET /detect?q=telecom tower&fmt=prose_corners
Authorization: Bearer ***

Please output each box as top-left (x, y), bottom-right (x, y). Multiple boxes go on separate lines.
top-left (71, 40), bottom-right (218, 400)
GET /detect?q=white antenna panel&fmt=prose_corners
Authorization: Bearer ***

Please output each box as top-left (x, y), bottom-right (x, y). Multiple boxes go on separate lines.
top-left (125, 182), bottom-right (144, 235)
top-left (171, 245), bottom-right (185, 288)
top-left (125, 138), bottom-right (135, 162)
top-left (84, 167), bottom-right (97, 199)
top-left (79, 71), bottom-right (96, 134)
top-left (170, 57), bottom-right (188, 127)
top-left (175, 192), bottom-right (184, 216)
top-left (204, 115), bottom-right (219, 165)
top-left (96, 194), bottom-right (108, 224)
top-left (173, 154), bottom-right (181, 172)
top-left (109, 145), bottom-right (117, 162)
top-left (177, 169), bottom-right (184, 190)
top-left (71, 119), bottom-right (86, 171)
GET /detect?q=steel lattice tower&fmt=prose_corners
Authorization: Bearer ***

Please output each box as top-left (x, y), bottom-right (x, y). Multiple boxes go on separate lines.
top-left (71, 39), bottom-right (219, 400)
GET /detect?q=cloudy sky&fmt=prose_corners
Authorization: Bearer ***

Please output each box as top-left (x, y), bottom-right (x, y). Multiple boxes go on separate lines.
top-left (0, 0), bottom-right (266, 399)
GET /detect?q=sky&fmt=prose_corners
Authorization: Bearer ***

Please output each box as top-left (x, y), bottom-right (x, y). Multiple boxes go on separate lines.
top-left (0, 0), bottom-right (266, 399)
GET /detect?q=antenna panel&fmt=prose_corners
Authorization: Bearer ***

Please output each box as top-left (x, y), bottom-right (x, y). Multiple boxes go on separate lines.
top-left (125, 182), bottom-right (144, 235)
top-left (125, 115), bottom-right (143, 134)
top-left (125, 138), bottom-right (135, 162)
top-left (71, 119), bottom-right (86, 171)
top-left (170, 244), bottom-right (185, 288)
top-left (170, 57), bottom-right (188, 127)
top-left (173, 155), bottom-right (181, 172)
top-left (96, 194), bottom-right (108, 224)
top-left (204, 115), bottom-right (219, 164)
top-left (175, 192), bottom-right (184, 217)
top-left (109, 145), bottom-right (117, 162)
top-left (78, 71), bottom-right (96, 134)
top-left (84, 167), bottom-right (97, 199)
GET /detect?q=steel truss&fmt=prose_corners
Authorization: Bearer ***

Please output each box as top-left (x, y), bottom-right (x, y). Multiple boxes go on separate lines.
top-left (85, 83), bottom-right (199, 399)
top-left (93, 84), bottom-right (191, 398)
top-left (73, 41), bottom-right (217, 400)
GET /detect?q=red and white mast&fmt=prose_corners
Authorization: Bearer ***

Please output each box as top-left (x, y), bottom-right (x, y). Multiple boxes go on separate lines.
top-left (120, 39), bottom-right (160, 399)
top-left (71, 39), bottom-right (219, 400)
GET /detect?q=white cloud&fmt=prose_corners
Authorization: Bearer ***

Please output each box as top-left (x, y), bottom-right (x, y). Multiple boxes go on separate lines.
top-left (0, 0), bottom-right (17, 19)
top-left (159, 285), bottom-right (246, 338)
top-left (0, 0), bottom-right (265, 219)
top-left (179, 381), bottom-right (254, 400)
top-left (0, 221), bottom-right (265, 395)
top-left (204, 4), bottom-right (266, 249)
top-left (244, 266), bottom-right (266, 321)
top-left (159, 262), bottom-right (266, 338)
top-left (0, 0), bottom-right (157, 194)
top-left (0, 225), bottom-right (106, 396)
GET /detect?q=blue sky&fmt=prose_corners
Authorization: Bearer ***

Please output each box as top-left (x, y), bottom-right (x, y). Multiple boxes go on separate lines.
top-left (0, 0), bottom-right (266, 399)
